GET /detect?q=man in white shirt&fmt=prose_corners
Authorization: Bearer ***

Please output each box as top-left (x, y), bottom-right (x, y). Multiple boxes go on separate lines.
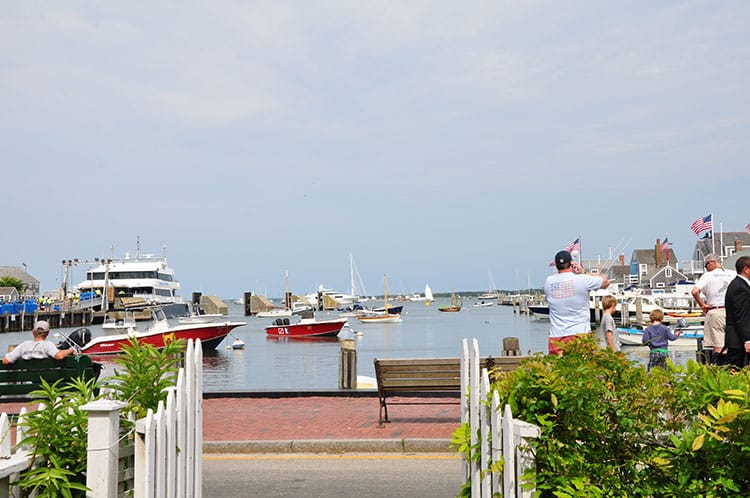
top-left (3, 320), bottom-right (76, 364)
top-left (544, 250), bottom-right (609, 355)
top-left (691, 253), bottom-right (735, 365)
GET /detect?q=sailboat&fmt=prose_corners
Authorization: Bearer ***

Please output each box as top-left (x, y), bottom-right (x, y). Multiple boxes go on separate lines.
top-left (478, 271), bottom-right (500, 300)
top-left (358, 275), bottom-right (402, 323)
top-left (438, 289), bottom-right (462, 312)
top-left (424, 284), bottom-right (434, 307)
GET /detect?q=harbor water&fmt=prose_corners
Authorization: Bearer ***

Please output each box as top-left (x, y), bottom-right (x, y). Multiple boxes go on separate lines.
top-left (0, 301), bottom-right (700, 392)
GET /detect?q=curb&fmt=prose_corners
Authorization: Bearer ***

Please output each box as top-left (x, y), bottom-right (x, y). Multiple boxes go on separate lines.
top-left (204, 438), bottom-right (453, 454)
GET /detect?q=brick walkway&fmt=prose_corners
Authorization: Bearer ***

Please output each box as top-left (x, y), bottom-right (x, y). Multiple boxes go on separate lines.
top-left (203, 396), bottom-right (461, 441)
top-left (2, 395), bottom-right (462, 443)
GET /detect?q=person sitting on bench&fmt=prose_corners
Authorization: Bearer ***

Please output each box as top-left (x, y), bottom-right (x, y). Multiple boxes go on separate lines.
top-left (3, 320), bottom-right (77, 364)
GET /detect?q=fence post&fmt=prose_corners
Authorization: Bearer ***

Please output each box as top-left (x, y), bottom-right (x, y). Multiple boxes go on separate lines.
top-left (80, 399), bottom-right (128, 498)
top-left (470, 339), bottom-right (480, 497)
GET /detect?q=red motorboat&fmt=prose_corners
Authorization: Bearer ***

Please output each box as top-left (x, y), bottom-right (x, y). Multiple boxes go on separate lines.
top-left (264, 316), bottom-right (348, 338)
top-left (58, 308), bottom-right (246, 355)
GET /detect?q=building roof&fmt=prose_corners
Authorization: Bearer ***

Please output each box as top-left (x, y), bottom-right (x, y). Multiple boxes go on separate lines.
top-left (0, 266), bottom-right (39, 284)
top-left (695, 232), bottom-right (750, 257)
top-left (630, 248), bottom-right (678, 266)
top-left (0, 286), bottom-right (19, 295)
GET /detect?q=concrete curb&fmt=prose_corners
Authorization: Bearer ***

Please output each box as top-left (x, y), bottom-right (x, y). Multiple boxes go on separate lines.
top-left (204, 438), bottom-right (453, 454)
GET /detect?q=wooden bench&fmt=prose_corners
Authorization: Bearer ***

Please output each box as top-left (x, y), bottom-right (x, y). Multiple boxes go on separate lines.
top-left (373, 356), bottom-right (526, 426)
top-left (0, 355), bottom-right (101, 397)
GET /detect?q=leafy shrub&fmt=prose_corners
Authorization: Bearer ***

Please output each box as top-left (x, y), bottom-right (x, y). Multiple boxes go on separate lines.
top-left (16, 337), bottom-right (186, 496)
top-left (454, 336), bottom-right (750, 497)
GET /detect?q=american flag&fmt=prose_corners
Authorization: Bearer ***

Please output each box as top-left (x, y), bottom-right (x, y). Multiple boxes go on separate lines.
top-left (690, 214), bottom-right (713, 235)
top-left (661, 237), bottom-right (669, 251)
top-left (564, 238), bottom-right (580, 253)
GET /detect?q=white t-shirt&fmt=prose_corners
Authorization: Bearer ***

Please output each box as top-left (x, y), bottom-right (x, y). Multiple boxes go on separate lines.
top-left (695, 268), bottom-right (735, 306)
top-left (4, 340), bottom-right (60, 363)
top-left (544, 272), bottom-right (604, 338)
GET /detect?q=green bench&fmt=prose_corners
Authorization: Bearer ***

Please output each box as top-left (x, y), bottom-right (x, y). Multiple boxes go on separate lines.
top-left (373, 356), bottom-right (527, 426)
top-left (0, 355), bottom-right (101, 397)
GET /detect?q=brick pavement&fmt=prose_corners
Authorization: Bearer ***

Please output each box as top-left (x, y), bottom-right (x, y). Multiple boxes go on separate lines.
top-left (202, 396), bottom-right (461, 441)
top-left (1, 395), bottom-right (463, 452)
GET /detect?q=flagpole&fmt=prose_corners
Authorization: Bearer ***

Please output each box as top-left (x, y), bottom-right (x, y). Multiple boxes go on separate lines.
top-left (578, 235), bottom-right (582, 265)
top-left (711, 212), bottom-right (716, 255)
top-left (719, 220), bottom-right (723, 260)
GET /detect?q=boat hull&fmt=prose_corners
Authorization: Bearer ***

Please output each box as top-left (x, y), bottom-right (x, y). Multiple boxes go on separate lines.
top-left (80, 322), bottom-right (245, 355)
top-left (264, 318), bottom-right (348, 337)
top-left (357, 313), bottom-right (402, 323)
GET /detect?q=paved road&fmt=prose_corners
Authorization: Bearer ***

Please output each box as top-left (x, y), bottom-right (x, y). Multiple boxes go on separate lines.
top-left (203, 453), bottom-right (464, 497)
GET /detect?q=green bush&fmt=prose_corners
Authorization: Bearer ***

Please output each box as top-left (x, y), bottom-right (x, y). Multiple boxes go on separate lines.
top-left (16, 338), bottom-right (187, 496)
top-left (454, 336), bottom-right (750, 497)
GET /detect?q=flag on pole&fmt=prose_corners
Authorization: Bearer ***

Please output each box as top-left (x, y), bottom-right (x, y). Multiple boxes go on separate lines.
top-left (746, 223), bottom-right (750, 235)
top-left (690, 214), bottom-right (713, 235)
top-left (662, 237), bottom-right (670, 262)
top-left (564, 238), bottom-right (580, 253)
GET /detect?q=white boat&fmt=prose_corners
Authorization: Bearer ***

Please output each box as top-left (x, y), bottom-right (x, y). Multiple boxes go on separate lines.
top-left (75, 239), bottom-right (186, 315)
top-left (618, 326), bottom-right (704, 350)
top-left (424, 284), bottom-right (434, 307)
top-left (178, 313), bottom-right (224, 324)
top-left (478, 271), bottom-right (500, 300)
top-left (473, 300), bottom-right (494, 308)
top-left (231, 337), bottom-right (246, 349)
top-left (255, 308), bottom-right (293, 319)
top-left (101, 311), bottom-right (137, 334)
top-left (358, 275), bottom-right (402, 323)
top-left (304, 285), bottom-right (359, 309)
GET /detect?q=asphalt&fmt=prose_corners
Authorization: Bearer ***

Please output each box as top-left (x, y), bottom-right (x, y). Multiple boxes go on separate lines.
top-left (1, 392), bottom-right (462, 454)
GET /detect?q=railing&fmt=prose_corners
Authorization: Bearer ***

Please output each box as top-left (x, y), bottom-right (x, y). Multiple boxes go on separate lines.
top-left (460, 338), bottom-right (540, 497)
top-left (0, 339), bottom-right (203, 498)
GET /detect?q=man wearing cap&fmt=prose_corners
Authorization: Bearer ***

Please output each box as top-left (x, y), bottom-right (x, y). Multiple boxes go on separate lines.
top-left (544, 250), bottom-right (609, 355)
top-left (691, 253), bottom-right (735, 364)
top-left (2, 320), bottom-right (77, 364)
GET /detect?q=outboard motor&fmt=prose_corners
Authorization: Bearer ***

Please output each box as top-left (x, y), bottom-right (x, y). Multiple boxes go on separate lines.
top-left (60, 327), bottom-right (92, 349)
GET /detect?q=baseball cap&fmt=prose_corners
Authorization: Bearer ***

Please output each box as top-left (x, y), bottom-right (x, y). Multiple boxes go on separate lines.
top-left (33, 320), bottom-right (50, 334)
top-left (555, 250), bottom-right (572, 265)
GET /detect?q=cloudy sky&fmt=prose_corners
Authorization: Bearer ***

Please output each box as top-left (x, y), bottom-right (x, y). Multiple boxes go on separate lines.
top-left (1, 1), bottom-right (748, 299)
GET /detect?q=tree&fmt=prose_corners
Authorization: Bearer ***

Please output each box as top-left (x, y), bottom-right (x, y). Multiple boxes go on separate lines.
top-left (0, 276), bottom-right (25, 293)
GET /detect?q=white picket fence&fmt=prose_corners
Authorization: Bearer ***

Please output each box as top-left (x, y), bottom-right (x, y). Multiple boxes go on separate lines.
top-left (0, 338), bottom-right (203, 498)
top-left (460, 338), bottom-right (541, 498)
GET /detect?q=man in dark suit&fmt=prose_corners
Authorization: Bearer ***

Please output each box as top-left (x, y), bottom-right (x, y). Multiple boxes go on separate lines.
top-left (724, 256), bottom-right (750, 369)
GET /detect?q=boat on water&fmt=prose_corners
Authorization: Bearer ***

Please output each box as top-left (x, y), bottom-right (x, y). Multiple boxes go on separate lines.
top-left (264, 316), bottom-right (348, 337)
top-left (231, 337), bottom-right (246, 349)
top-left (101, 311), bottom-right (138, 334)
top-left (618, 326), bottom-right (704, 350)
top-left (358, 275), bottom-right (402, 323)
top-left (438, 289), bottom-right (462, 312)
top-left (478, 271), bottom-right (500, 300)
top-left (74, 239), bottom-right (188, 317)
top-left (58, 308), bottom-right (246, 355)
top-left (178, 312), bottom-right (224, 324)
top-left (473, 300), bottom-right (494, 308)
top-left (424, 284), bottom-right (434, 307)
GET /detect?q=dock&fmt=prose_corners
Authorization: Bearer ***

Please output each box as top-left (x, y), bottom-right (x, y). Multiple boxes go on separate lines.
top-left (0, 309), bottom-right (95, 332)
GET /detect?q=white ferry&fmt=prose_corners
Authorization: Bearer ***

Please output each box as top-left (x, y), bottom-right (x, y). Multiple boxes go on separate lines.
top-left (75, 242), bottom-right (187, 316)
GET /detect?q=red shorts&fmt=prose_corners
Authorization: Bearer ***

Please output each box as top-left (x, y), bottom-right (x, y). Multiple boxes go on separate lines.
top-left (548, 334), bottom-right (584, 355)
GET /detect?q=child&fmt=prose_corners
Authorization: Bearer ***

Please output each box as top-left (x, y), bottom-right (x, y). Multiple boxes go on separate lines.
top-left (641, 309), bottom-right (682, 371)
top-left (597, 295), bottom-right (620, 352)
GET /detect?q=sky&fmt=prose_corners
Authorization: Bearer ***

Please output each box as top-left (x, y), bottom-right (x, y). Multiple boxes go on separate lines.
top-left (1, 1), bottom-right (748, 299)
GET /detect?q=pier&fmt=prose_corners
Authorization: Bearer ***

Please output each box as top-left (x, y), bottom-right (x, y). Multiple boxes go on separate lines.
top-left (0, 309), bottom-right (94, 332)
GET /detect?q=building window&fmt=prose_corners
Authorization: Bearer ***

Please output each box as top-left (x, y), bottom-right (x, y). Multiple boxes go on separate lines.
top-left (665, 268), bottom-right (672, 278)
top-left (639, 264), bottom-right (648, 276)
top-left (656, 282), bottom-right (665, 288)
